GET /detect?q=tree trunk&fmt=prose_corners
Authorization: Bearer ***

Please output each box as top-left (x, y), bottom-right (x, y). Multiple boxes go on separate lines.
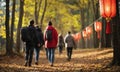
top-left (16, 0), bottom-right (24, 53)
top-left (110, 0), bottom-right (120, 66)
top-left (40, 0), bottom-right (47, 29)
top-left (5, 0), bottom-right (13, 55)
top-left (80, 8), bottom-right (85, 48)
top-left (92, 0), bottom-right (100, 48)
top-left (34, 0), bottom-right (42, 25)
top-left (101, 18), bottom-right (106, 48)
top-left (86, 0), bottom-right (90, 48)
top-left (10, 0), bottom-right (16, 51)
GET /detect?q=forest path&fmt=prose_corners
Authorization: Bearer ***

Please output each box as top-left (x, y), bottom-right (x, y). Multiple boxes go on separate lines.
top-left (0, 48), bottom-right (120, 72)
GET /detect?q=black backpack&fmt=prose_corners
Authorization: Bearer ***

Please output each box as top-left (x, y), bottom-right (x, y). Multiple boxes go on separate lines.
top-left (46, 29), bottom-right (53, 41)
top-left (21, 27), bottom-right (31, 42)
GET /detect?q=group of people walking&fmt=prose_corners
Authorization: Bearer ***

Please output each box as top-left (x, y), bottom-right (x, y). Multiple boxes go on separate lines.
top-left (21, 19), bottom-right (76, 67)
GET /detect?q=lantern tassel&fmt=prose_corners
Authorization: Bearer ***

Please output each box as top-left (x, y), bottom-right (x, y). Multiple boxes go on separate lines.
top-left (88, 35), bottom-right (90, 40)
top-left (106, 21), bottom-right (111, 34)
top-left (97, 31), bottom-right (100, 39)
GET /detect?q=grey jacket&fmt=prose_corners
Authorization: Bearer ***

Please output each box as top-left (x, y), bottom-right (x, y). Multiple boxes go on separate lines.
top-left (64, 34), bottom-right (76, 48)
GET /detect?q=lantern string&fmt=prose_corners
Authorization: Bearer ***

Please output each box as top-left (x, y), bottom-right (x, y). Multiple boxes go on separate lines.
top-left (80, 16), bottom-right (102, 33)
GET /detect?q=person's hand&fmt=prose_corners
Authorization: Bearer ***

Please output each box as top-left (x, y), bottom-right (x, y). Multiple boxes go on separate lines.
top-left (38, 43), bottom-right (40, 47)
top-left (23, 42), bottom-right (26, 44)
top-left (42, 45), bottom-right (45, 48)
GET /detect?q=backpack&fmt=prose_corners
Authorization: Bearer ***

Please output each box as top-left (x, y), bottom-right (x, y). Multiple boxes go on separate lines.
top-left (46, 29), bottom-right (53, 41)
top-left (21, 27), bottom-right (31, 42)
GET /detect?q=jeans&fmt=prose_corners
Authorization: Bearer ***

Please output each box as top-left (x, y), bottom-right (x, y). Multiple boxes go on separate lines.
top-left (34, 47), bottom-right (41, 62)
top-left (66, 47), bottom-right (73, 60)
top-left (47, 48), bottom-right (55, 64)
top-left (25, 45), bottom-right (34, 65)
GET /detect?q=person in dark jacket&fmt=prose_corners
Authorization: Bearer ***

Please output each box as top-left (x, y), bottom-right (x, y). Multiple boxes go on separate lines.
top-left (24, 20), bottom-right (40, 67)
top-left (44, 21), bottom-right (58, 66)
top-left (58, 33), bottom-right (64, 55)
top-left (34, 26), bottom-right (44, 65)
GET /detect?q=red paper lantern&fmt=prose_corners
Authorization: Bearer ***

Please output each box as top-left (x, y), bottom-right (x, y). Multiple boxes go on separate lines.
top-left (82, 30), bottom-right (87, 38)
top-left (72, 34), bottom-right (77, 41)
top-left (99, 0), bottom-right (116, 34)
top-left (99, 0), bottom-right (116, 18)
top-left (94, 21), bottom-right (102, 39)
top-left (86, 27), bottom-right (92, 39)
top-left (76, 32), bottom-right (81, 41)
top-left (94, 22), bottom-right (102, 32)
top-left (86, 26), bottom-right (92, 35)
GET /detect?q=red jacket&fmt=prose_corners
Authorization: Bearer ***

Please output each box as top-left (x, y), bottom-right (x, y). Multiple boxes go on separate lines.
top-left (44, 26), bottom-right (58, 48)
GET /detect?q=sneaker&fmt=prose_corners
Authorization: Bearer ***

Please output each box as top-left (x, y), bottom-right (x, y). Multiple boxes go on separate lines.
top-left (50, 63), bottom-right (53, 67)
top-left (35, 62), bottom-right (38, 65)
top-left (24, 62), bottom-right (28, 66)
top-left (28, 63), bottom-right (31, 67)
top-left (67, 58), bottom-right (70, 61)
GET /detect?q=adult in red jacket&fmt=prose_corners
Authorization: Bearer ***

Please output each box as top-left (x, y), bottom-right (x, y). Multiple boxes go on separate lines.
top-left (44, 21), bottom-right (58, 66)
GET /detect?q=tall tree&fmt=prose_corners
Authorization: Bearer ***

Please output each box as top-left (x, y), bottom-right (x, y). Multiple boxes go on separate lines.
top-left (110, 0), bottom-right (120, 66)
top-left (91, 0), bottom-right (100, 48)
top-left (77, 0), bottom-right (86, 48)
top-left (40, 0), bottom-right (47, 28)
top-left (34, 0), bottom-right (42, 25)
top-left (5, 0), bottom-right (13, 55)
top-left (16, 0), bottom-right (24, 53)
top-left (10, 0), bottom-right (16, 51)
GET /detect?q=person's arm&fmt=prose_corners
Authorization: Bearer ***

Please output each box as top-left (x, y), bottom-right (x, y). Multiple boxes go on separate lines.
top-left (54, 28), bottom-right (58, 46)
top-left (64, 36), bottom-right (68, 43)
top-left (35, 29), bottom-right (41, 47)
top-left (41, 33), bottom-right (45, 46)
top-left (62, 36), bottom-right (65, 47)
top-left (44, 30), bottom-right (47, 41)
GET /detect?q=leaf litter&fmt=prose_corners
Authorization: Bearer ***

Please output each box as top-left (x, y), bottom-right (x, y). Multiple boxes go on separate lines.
top-left (0, 48), bottom-right (120, 72)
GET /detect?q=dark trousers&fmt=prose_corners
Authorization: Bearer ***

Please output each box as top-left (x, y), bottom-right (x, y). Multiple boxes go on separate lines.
top-left (66, 47), bottom-right (73, 60)
top-left (25, 45), bottom-right (34, 65)
top-left (58, 46), bottom-right (63, 54)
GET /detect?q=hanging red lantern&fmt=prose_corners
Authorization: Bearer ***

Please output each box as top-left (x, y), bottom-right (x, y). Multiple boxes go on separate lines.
top-left (94, 22), bottom-right (102, 32)
top-left (94, 21), bottom-right (102, 39)
top-left (99, 0), bottom-right (116, 34)
top-left (86, 26), bottom-right (92, 35)
top-left (86, 26), bottom-right (92, 39)
top-left (76, 32), bottom-right (81, 41)
top-left (72, 34), bottom-right (77, 41)
top-left (82, 30), bottom-right (87, 38)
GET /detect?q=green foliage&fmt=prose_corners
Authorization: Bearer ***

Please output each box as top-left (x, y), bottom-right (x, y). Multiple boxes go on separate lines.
top-left (23, 0), bottom-right (35, 26)
top-left (22, 0), bottom-right (98, 35)
top-left (43, 0), bottom-right (81, 35)
top-left (3, 0), bottom-right (98, 38)
top-left (0, 26), bottom-right (6, 38)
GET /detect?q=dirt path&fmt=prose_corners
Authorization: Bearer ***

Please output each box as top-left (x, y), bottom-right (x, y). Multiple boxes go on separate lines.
top-left (0, 48), bottom-right (120, 72)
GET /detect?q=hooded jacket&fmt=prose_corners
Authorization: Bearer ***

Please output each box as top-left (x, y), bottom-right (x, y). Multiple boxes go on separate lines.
top-left (44, 26), bottom-right (58, 48)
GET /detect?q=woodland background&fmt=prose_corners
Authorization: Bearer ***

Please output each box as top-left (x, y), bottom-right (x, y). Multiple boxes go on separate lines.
top-left (0, 0), bottom-right (120, 71)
